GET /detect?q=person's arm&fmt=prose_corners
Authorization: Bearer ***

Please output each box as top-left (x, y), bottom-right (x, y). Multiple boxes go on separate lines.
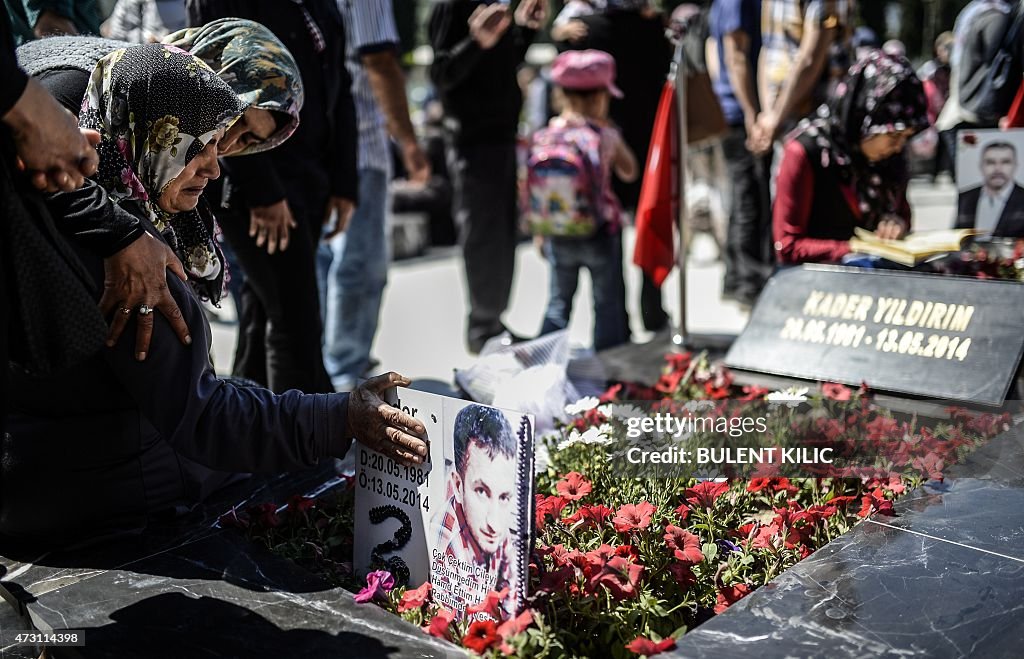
top-left (608, 127), bottom-right (638, 183)
top-left (2, 8), bottom-right (98, 193)
top-left (773, 140), bottom-right (851, 264)
top-left (352, 0), bottom-right (430, 183)
top-left (722, 27), bottom-right (760, 132)
top-left (759, 7), bottom-right (834, 142)
top-left (106, 264), bottom-right (427, 469)
top-left (428, 1), bottom-right (487, 93)
top-left (0, 10), bottom-right (29, 118)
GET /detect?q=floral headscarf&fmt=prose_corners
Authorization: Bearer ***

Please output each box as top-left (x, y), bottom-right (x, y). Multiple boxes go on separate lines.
top-left (792, 51), bottom-right (929, 229)
top-left (164, 19), bottom-right (304, 156)
top-left (80, 44), bottom-right (244, 303)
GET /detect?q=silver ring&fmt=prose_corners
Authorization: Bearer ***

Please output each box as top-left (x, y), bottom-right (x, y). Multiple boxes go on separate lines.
top-left (137, 304), bottom-right (153, 316)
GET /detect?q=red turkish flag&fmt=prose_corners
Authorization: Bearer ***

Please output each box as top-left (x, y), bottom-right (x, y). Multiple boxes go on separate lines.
top-left (633, 81), bottom-right (679, 287)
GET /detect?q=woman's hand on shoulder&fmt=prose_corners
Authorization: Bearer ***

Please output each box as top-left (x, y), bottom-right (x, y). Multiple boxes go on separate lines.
top-left (99, 233), bottom-right (191, 361)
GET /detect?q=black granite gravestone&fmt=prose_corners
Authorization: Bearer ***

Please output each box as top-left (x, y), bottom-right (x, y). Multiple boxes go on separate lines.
top-left (725, 266), bottom-right (1024, 406)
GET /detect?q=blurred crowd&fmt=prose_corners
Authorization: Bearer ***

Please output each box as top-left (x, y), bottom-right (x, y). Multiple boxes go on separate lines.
top-left (3, 0), bottom-right (1024, 543)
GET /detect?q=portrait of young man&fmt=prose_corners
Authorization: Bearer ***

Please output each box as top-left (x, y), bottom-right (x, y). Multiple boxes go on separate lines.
top-left (957, 137), bottom-right (1024, 237)
top-left (432, 403), bottom-right (518, 616)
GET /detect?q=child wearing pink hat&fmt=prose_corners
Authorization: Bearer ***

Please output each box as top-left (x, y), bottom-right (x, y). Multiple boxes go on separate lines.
top-left (531, 49), bottom-right (637, 350)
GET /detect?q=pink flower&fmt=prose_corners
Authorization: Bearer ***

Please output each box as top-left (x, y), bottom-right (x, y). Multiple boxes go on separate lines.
top-left (625, 636), bottom-right (676, 656)
top-left (822, 382), bottom-right (852, 401)
top-left (611, 502), bottom-right (656, 532)
top-left (663, 525), bottom-right (704, 564)
top-left (535, 494), bottom-right (569, 531)
top-left (556, 472), bottom-right (593, 501)
top-left (354, 570), bottom-right (395, 604)
top-left (397, 581), bottom-right (431, 613)
top-left (496, 610), bottom-right (535, 654)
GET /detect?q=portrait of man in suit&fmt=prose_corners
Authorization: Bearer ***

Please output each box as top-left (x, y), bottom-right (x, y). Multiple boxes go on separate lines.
top-left (957, 140), bottom-right (1024, 237)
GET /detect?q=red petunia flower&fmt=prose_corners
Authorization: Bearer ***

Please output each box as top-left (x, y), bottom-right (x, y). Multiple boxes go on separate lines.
top-left (663, 525), bottom-right (704, 565)
top-left (674, 502), bottom-right (691, 521)
top-left (667, 562), bottom-right (696, 588)
top-left (535, 494), bottom-right (569, 531)
top-left (556, 472), bottom-right (593, 501)
top-left (822, 382), bottom-right (852, 401)
top-left (685, 481), bottom-right (730, 508)
top-left (466, 587), bottom-right (509, 620)
top-left (424, 608), bottom-right (456, 640)
top-left (714, 583), bottom-right (752, 613)
top-left (858, 489), bottom-right (895, 518)
top-left (578, 504), bottom-right (614, 529)
top-left (625, 635), bottom-right (676, 656)
top-left (612, 502), bottom-right (657, 532)
top-left (397, 581), bottom-right (431, 613)
top-left (587, 556), bottom-right (644, 600)
top-left (462, 619), bottom-right (501, 654)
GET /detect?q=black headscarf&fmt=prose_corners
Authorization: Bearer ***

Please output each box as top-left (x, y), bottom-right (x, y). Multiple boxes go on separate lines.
top-left (792, 51), bottom-right (930, 229)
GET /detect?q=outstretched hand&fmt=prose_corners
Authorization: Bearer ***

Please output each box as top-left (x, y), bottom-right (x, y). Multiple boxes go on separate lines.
top-left (348, 372), bottom-right (429, 466)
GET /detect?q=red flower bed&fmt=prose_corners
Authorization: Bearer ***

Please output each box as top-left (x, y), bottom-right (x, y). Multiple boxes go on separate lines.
top-left (226, 352), bottom-right (1011, 657)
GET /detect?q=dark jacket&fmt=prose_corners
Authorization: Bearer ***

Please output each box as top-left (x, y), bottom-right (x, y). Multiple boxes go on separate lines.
top-left (2, 210), bottom-right (351, 543)
top-left (956, 184), bottom-right (1024, 237)
top-left (0, 8), bottom-right (27, 116)
top-left (561, 9), bottom-right (672, 208)
top-left (428, 0), bottom-right (535, 146)
top-left (187, 0), bottom-right (358, 209)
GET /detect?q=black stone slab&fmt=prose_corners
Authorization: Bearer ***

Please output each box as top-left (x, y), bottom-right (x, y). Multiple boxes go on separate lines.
top-left (15, 533), bottom-right (456, 658)
top-left (0, 463), bottom-right (458, 659)
top-left (674, 522), bottom-right (1024, 658)
top-left (725, 266), bottom-right (1024, 406)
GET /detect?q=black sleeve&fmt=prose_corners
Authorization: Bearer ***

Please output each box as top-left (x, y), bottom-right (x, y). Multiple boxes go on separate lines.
top-left (105, 244), bottom-right (352, 472)
top-left (46, 179), bottom-right (145, 258)
top-left (428, 1), bottom-right (484, 93)
top-left (0, 10), bottom-right (29, 118)
top-left (221, 152), bottom-right (288, 208)
top-left (35, 67), bottom-right (90, 114)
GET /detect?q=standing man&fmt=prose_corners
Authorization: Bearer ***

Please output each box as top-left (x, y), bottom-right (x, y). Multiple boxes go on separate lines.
top-left (429, 0), bottom-right (546, 354)
top-left (187, 0), bottom-right (358, 394)
top-left (749, 0), bottom-right (854, 155)
top-left (322, 0), bottom-right (430, 391)
top-left (711, 0), bottom-right (772, 307)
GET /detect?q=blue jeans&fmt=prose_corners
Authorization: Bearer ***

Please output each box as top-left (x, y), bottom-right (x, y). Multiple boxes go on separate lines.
top-left (317, 168), bottom-right (389, 385)
top-left (540, 231), bottom-right (630, 351)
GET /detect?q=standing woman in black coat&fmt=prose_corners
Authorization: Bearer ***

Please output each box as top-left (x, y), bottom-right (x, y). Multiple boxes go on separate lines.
top-left (187, 0), bottom-right (359, 394)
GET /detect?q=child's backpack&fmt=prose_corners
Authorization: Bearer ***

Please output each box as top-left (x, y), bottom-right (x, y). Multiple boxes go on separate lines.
top-left (526, 121), bottom-right (604, 238)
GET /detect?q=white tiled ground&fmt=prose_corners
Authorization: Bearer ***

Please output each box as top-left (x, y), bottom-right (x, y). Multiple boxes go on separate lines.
top-left (209, 178), bottom-right (957, 386)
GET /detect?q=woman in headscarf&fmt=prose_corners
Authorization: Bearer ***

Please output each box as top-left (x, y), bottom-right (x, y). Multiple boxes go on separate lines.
top-left (14, 21), bottom-right (304, 350)
top-left (773, 51), bottom-right (930, 265)
top-left (0, 46), bottom-right (423, 547)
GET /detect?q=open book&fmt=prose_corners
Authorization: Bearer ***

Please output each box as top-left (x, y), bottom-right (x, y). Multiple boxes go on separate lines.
top-left (848, 228), bottom-right (980, 266)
